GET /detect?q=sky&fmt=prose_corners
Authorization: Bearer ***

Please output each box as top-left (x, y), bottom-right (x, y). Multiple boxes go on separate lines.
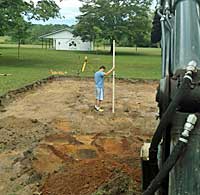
top-left (31, 0), bottom-right (157, 26)
top-left (31, 0), bottom-right (82, 25)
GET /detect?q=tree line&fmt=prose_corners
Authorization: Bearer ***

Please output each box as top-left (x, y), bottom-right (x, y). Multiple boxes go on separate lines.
top-left (6, 24), bottom-right (70, 45)
top-left (74, 0), bottom-right (153, 53)
top-left (0, 0), bottom-right (154, 53)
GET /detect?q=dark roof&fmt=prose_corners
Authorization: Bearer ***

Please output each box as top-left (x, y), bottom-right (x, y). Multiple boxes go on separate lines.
top-left (39, 28), bottom-right (73, 39)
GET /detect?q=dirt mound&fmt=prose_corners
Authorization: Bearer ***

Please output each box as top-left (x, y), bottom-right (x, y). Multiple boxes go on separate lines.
top-left (0, 116), bottom-right (53, 151)
top-left (42, 159), bottom-right (137, 195)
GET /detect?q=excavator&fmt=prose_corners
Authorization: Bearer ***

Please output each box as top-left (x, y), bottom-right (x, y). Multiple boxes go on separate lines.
top-left (141, 0), bottom-right (200, 194)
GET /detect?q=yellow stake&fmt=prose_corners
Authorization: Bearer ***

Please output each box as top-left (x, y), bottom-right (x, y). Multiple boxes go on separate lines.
top-left (81, 56), bottom-right (88, 72)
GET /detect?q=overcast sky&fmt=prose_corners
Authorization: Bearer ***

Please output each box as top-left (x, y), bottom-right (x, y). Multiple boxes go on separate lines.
top-left (32, 0), bottom-right (157, 26)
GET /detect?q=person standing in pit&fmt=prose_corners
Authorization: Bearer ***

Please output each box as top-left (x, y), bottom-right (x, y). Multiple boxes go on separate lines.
top-left (94, 66), bottom-right (114, 112)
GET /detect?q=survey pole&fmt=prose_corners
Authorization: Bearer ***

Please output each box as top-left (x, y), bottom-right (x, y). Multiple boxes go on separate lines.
top-left (112, 40), bottom-right (116, 113)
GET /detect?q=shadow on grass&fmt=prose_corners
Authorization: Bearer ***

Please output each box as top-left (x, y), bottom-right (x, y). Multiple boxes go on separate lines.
top-left (72, 50), bottom-right (160, 57)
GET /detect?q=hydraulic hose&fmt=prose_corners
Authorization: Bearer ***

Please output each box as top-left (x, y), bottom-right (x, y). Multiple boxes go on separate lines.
top-left (149, 62), bottom-right (197, 183)
top-left (166, 14), bottom-right (172, 30)
top-left (161, 16), bottom-right (166, 78)
top-left (151, 11), bottom-right (162, 43)
top-left (149, 74), bottom-right (192, 158)
top-left (143, 114), bottom-right (197, 195)
top-left (165, 28), bottom-right (170, 76)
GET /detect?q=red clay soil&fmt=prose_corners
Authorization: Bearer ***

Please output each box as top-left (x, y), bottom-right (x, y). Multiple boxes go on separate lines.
top-left (42, 159), bottom-right (135, 195)
top-left (0, 79), bottom-right (157, 195)
top-left (38, 129), bottom-right (147, 194)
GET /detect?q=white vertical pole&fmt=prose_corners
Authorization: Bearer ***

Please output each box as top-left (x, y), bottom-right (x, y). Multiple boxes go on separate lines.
top-left (112, 40), bottom-right (116, 113)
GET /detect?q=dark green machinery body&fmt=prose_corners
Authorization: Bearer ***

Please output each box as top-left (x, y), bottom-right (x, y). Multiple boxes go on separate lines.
top-left (169, 112), bottom-right (200, 194)
top-left (141, 0), bottom-right (200, 194)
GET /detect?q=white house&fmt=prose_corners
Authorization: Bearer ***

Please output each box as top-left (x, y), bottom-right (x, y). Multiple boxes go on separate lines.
top-left (39, 28), bottom-right (93, 51)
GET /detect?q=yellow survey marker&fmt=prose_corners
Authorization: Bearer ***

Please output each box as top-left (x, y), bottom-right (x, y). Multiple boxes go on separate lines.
top-left (81, 56), bottom-right (88, 72)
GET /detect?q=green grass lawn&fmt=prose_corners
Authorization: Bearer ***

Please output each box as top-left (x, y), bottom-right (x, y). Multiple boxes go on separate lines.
top-left (0, 44), bottom-right (161, 95)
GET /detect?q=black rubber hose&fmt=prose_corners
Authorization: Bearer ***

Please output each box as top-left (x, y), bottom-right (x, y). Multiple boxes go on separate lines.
top-left (143, 139), bottom-right (187, 195)
top-left (151, 11), bottom-right (162, 44)
top-left (148, 76), bottom-right (192, 183)
top-left (149, 76), bottom-right (192, 159)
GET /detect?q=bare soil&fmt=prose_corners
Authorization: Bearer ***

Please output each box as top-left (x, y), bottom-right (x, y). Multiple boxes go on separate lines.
top-left (0, 79), bottom-right (158, 195)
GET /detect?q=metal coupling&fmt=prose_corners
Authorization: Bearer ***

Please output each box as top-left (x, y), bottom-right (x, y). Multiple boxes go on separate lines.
top-left (183, 61), bottom-right (197, 81)
top-left (165, 1), bottom-right (170, 10)
top-left (156, 0), bottom-right (162, 10)
top-left (181, 114), bottom-right (198, 142)
top-left (156, 3), bottom-right (161, 10)
top-left (186, 61), bottom-right (198, 74)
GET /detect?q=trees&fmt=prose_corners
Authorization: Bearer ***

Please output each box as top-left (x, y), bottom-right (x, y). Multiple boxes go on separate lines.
top-left (74, 0), bottom-right (153, 53)
top-left (25, 24), bottom-right (70, 44)
top-left (0, 0), bottom-right (60, 57)
top-left (10, 18), bottom-right (31, 58)
top-left (0, 0), bottom-right (60, 35)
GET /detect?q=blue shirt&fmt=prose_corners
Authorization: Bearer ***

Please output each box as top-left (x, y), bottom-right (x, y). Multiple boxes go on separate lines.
top-left (94, 71), bottom-right (105, 88)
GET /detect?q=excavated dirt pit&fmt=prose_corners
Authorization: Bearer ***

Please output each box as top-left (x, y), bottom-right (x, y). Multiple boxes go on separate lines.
top-left (0, 79), bottom-right (157, 195)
